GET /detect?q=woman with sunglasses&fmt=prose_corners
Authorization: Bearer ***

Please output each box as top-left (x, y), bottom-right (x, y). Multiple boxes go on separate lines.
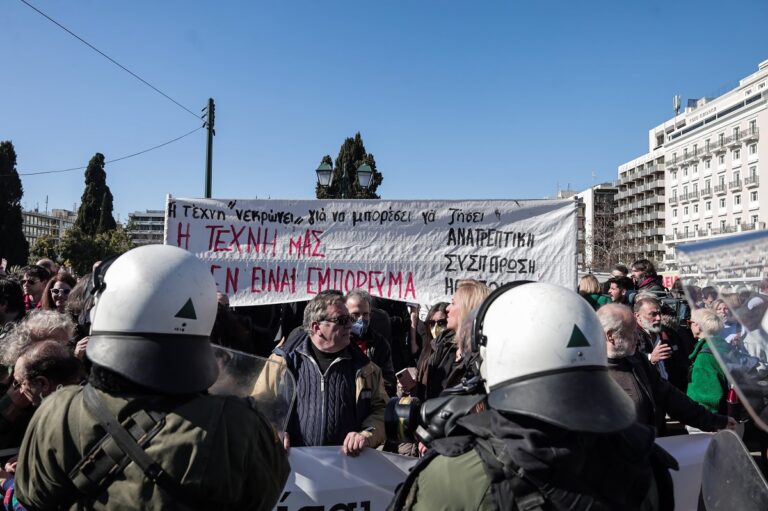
top-left (39, 273), bottom-right (77, 314)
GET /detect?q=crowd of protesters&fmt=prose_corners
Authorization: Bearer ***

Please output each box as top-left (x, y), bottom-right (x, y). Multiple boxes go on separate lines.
top-left (0, 251), bottom-right (765, 508)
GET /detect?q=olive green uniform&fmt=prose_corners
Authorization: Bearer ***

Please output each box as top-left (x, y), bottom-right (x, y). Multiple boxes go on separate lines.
top-left (15, 386), bottom-right (290, 510)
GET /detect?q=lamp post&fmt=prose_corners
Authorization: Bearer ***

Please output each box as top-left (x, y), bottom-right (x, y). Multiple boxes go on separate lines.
top-left (315, 161), bottom-right (373, 198)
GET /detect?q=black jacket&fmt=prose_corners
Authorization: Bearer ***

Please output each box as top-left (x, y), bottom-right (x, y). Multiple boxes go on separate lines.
top-left (608, 352), bottom-right (729, 434)
top-left (637, 327), bottom-right (690, 392)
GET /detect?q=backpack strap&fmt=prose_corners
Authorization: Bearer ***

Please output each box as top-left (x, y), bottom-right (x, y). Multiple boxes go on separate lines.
top-left (473, 437), bottom-right (546, 511)
top-left (69, 385), bottom-right (203, 508)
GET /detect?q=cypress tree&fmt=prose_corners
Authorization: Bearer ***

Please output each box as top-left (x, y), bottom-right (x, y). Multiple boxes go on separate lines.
top-left (315, 132), bottom-right (383, 199)
top-left (75, 153), bottom-right (116, 236)
top-left (0, 141), bottom-right (29, 266)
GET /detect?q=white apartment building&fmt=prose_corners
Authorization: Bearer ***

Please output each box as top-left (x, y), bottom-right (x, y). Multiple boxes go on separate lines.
top-left (126, 209), bottom-right (165, 246)
top-left (22, 208), bottom-right (77, 248)
top-left (616, 58), bottom-right (768, 272)
top-left (575, 183), bottom-right (618, 273)
top-left (615, 150), bottom-right (666, 267)
top-left (660, 60), bottom-right (767, 271)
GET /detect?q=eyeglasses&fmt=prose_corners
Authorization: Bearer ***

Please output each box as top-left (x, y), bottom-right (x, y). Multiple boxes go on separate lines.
top-left (51, 288), bottom-right (71, 296)
top-left (11, 378), bottom-right (24, 390)
top-left (427, 319), bottom-right (448, 327)
top-left (321, 315), bottom-right (353, 327)
top-left (20, 279), bottom-right (39, 285)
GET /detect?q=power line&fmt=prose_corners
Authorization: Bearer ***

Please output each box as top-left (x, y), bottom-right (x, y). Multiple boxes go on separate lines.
top-left (18, 126), bottom-right (204, 176)
top-left (17, 0), bottom-right (201, 120)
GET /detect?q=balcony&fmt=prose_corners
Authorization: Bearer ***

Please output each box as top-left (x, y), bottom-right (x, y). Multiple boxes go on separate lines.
top-left (729, 179), bottom-right (743, 192)
top-left (714, 184), bottom-right (727, 195)
top-left (668, 195), bottom-right (679, 205)
top-left (745, 175), bottom-right (759, 188)
top-left (700, 187), bottom-right (713, 199)
top-left (743, 127), bottom-right (759, 143)
top-left (680, 193), bottom-right (691, 204)
top-left (726, 134), bottom-right (742, 148)
top-left (686, 191), bottom-right (700, 201)
top-left (713, 140), bottom-right (728, 154)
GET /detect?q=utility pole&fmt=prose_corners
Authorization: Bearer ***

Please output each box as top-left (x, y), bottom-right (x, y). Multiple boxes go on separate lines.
top-left (203, 98), bottom-right (215, 198)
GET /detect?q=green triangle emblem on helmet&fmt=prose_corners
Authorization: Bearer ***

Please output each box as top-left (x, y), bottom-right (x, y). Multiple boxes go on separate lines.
top-left (566, 324), bottom-right (591, 348)
top-left (175, 299), bottom-right (197, 320)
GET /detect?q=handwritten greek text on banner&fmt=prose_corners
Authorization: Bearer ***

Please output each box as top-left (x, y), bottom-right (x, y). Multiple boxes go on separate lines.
top-left (164, 198), bottom-right (577, 306)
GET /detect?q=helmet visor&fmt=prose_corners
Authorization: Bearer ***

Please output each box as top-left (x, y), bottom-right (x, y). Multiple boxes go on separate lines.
top-left (488, 366), bottom-right (636, 433)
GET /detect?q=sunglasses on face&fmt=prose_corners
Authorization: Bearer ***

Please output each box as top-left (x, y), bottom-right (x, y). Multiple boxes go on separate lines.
top-left (427, 319), bottom-right (448, 327)
top-left (321, 315), bottom-right (353, 327)
top-left (51, 288), bottom-right (71, 296)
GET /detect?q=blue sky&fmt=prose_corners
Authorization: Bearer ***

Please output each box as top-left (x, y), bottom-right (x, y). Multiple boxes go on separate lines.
top-left (3, 0), bottom-right (767, 222)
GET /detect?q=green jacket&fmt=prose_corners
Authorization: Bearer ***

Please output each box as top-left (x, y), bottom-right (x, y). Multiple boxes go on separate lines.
top-left (15, 386), bottom-right (290, 510)
top-left (401, 448), bottom-right (494, 510)
top-left (687, 336), bottom-right (730, 414)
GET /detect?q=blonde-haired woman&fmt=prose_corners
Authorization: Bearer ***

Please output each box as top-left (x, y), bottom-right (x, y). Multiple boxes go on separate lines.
top-left (424, 280), bottom-right (490, 400)
top-left (578, 274), bottom-right (610, 310)
top-left (687, 308), bottom-right (730, 414)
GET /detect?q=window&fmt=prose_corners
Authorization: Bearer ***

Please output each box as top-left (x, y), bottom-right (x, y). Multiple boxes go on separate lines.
top-left (684, 206), bottom-right (689, 215)
top-left (719, 154), bottom-right (725, 165)
top-left (693, 182), bottom-right (698, 192)
top-left (720, 219), bottom-right (726, 230)
top-left (752, 215), bottom-right (759, 225)
top-left (683, 167), bottom-right (688, 177)
top-left (683, 185), bottom-right (688, 195)
top-left (706, 222), bottom-right (711, 231)
top-left (749, 144), bottom-right (757, 155)
top-left (671, 170), bottom-right (677, 181)
top-left (750, 165), bottom-right (757, 178)
top-left (734, 149), bottom-right (741, 161)
top-left (750, 120), bottom-right (757, 131)
top-left (719, 198), bottom-right (726, 208)
top-left (673, 208), bottom-right (678, 218)
top-left (735, 217), bottom-right (741, 226)
top-left (718, 175), bottom-right (725, 186)
top-left (705, 160), bottom-right (711, 169)
top-left (733, 126), bottom-right (740, 137)
top-left (734, 195), bottom-right (741, 206)
top-left (705, 178), bottom-right (711, 189)
top-left (693, 164), bottom-right (698, 175)
top-left (693, 204), bottom-right (699, 213)
top-left (719, 133), bottom-right (725, 144)
top-left (705, 139), bottom-right (711, 151)
top-left (706, 201), bottom-right (712, 211)
top-left (734, 170), bottom-right (740, 182)
top-left (751, 190), bottom-right (758, 202)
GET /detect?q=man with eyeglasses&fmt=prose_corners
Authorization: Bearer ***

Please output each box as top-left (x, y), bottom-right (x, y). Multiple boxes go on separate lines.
top-left (19, 265), bottom-right (50, 311)
top-left (254, 291), bottom-right (388, 456)
top-left (634, 296), bottom-right (689, 393)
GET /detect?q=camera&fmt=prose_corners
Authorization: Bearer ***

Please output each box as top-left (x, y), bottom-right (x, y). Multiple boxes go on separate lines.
top-left (384, 376), bottom-right (485, 445)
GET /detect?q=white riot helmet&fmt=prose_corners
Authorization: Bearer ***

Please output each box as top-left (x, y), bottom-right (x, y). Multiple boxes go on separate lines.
top-left (87, 245), bottom-right (219, 394)
top-left (472, 282), bottom-right (635, 433)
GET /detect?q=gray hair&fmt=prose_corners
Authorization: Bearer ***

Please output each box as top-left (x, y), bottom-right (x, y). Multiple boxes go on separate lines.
top-left (690, 308), bottom-right (724, 338)
top-left (1, 310), bottom-right (75, 367)
top-left (303, 292), bottom-right (345, 334)
top-left (597, 303), bottom-right (635, 340)
top-left (344, 289), bottom-right (372, 308)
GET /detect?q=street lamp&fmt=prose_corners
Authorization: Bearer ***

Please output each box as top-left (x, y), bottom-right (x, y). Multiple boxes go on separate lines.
top-left (315, 161), bottom-right (373, 198)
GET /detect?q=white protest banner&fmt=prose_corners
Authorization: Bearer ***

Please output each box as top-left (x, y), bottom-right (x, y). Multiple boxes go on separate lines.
top-left (164, 197), bottom-right (577, 306)
top-left (276, 437), bottom-right (710, 511)
top-left (275, 447), bottom-right (416, 511)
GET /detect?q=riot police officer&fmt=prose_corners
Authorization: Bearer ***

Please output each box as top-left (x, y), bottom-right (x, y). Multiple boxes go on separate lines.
top-left (391, 282), bottom-right (674, 511)
top-left (15, 245), bottom-right (290, 509)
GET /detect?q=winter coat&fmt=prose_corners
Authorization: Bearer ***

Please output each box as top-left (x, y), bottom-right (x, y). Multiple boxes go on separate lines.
top-left (608, 352), bottom-right (728, 434)
top-left (687, 337), bottom-right (730, 414)
top-left (253, 336), bottom-right (387, 449)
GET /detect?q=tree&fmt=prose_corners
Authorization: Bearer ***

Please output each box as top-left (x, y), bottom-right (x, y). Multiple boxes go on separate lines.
top-left (315, 133), bottom-right (383, 199)
top-left (75, 153), bottom-right (116, 236)
top-left (0, 141), bottom-right (29, 266)
top-left (60, 225), bottom-right (134, 276)
top-left (60, 228), bottom-right (101, 276)
top-left (30, 234), bottom-right (60, 262)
